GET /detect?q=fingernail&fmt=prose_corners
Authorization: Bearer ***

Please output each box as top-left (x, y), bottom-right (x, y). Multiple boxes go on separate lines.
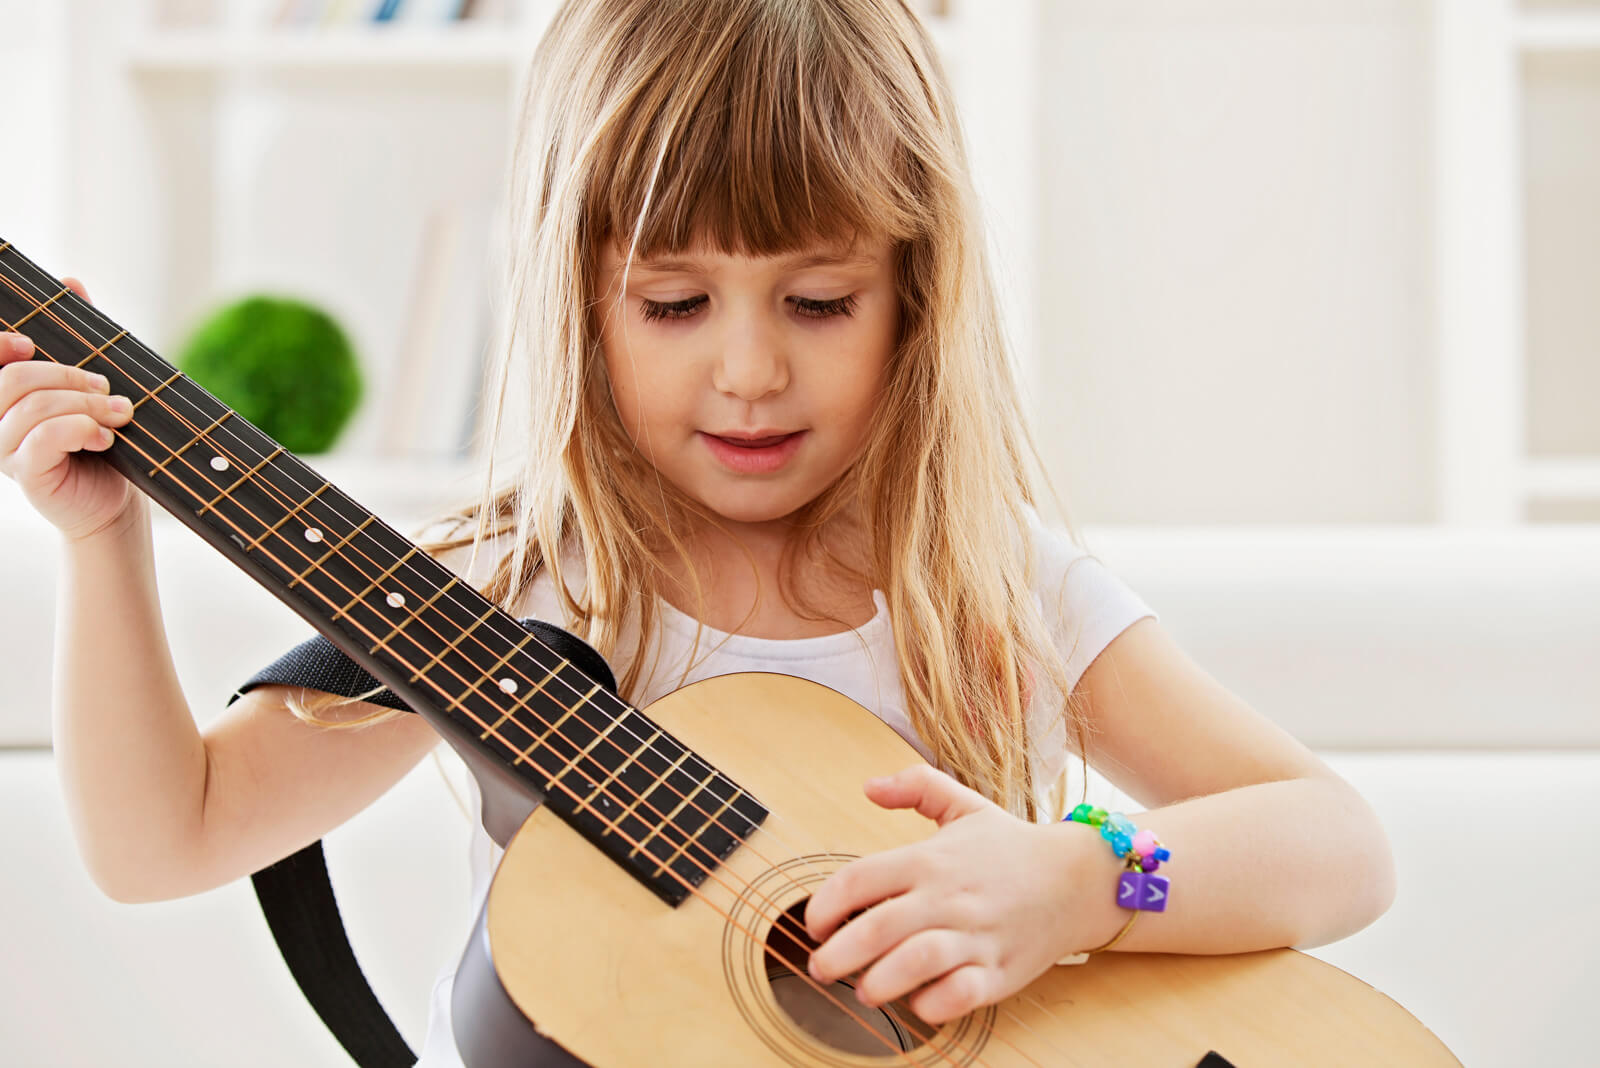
top-left (109, 396), bottom-right (132, 413)
top-left (91, 373), bottom-right (110, 392)
top-left (9, 335), bottom-right (32, 356)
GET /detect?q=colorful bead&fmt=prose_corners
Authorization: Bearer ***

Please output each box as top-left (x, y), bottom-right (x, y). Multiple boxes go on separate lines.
top-left (1117, 870), bottom-right (1145, 908)
top-left (1138, 874), bottom-right (1170, 912)
top-left (1063, 807), bottom-right (1171, 884)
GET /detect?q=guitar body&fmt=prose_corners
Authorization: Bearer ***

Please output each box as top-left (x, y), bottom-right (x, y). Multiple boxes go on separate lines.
top-left (454, 673), bottom-right (1458, 1067)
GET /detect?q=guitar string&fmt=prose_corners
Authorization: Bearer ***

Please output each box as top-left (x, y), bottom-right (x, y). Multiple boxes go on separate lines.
top-left (0, 269), bottom-right (1020, 1067)
top-left (1, 261), bottom-right (1069, 1066)
top-left (1, 262), bottom-right (1070, 1065)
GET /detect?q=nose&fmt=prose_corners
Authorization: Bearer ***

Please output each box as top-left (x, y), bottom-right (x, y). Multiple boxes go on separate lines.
top-left (712, 313), bottom-right (789, 401)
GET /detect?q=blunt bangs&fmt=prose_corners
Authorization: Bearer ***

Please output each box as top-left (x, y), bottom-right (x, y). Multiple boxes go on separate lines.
top-left (582, 0), bottom-right (932, 259)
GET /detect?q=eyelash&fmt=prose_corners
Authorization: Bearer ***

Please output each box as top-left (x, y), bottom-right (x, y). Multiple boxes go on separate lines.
top-left (638, 294), bottom-right (858, 323)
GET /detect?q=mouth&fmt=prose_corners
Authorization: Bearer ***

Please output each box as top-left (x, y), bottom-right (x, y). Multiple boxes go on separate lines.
top-left (699, 430), bottom-right (808, 474)
top-left (708, 432), bottom-right (801, 448)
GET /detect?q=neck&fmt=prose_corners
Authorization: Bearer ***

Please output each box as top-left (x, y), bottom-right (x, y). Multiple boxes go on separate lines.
top-left (660, 507), bottom-right (877, 639)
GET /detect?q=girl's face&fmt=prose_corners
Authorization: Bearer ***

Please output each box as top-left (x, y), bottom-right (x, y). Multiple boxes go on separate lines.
top-left (596, 235), bottom-right (900, 529)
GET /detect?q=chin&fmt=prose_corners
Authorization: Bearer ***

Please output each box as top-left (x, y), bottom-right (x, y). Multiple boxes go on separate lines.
top-left (694, 487), bottom-right (815, 527)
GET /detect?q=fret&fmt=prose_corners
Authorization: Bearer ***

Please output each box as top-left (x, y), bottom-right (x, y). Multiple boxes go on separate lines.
top-left (582, 723), bottom-right (663, 826)
top-left (477, 662), bottom-right (559, 739)
top-left (147, 405), bottom-right (237, 480)
top-left (245, 481), bottom-right (332, 554)
top-left (332, 543), bottom-right (419, 621)
top-left (630, 768), bottom-right (718, 862)
top-left (369, 576), bottom-right (461, 658)
top-left (544, 709), bottom-right (629, 798)
top-left (197, 445), bottom-right (284, 518)
top-left (9, 285), bottom-right (68, 331)
top-left (74, 329), bottom-right (128, 368)
top-left (289, 514), bottom-right (376, 591)
top-left (513, 683), bottom-right (600, 769)
top-left (450, 630), bottom-right (541, 714)
top-left (407, 604), bottom-right (499, 684)
top-left (651, 783), bottom-right (742, 878)
top-left (609, 747), bottom-right (694, 842)
top-left (131, 371), bottom-right (182, 413)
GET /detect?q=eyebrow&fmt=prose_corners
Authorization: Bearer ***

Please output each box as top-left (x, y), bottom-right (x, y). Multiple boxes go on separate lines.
top-left (630, 251), bottom-right (879, 273)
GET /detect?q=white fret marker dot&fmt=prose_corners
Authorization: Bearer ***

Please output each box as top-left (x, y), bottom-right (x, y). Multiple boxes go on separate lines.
top-left (386, 592), bottom-right (405, 609)
top-left (210, 456), bottom-right (228, 471)
top-left (304, 528), bottom-right (323, 543)
top-left (498, 678), bottom-right (518, 694)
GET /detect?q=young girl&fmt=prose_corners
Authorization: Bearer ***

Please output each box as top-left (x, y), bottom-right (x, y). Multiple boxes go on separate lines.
top-left (0, 0), bottom-right (1395, 1063)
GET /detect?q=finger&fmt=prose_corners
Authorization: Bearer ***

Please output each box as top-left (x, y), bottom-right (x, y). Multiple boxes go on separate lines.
top-left (863, 765), bottom-right (990, 826)
top-left (0, 331), bottom-right (36, 365)
top-left (854, 927), bottom-right (974, 1009)
top-left (0, 389), bottom-right (129, 464)
top-left (10, 412), bottom-right (114, 481)
top-left (0, 359), bottom-right (111, 413)
top-left (907, 962), bottom-right (994, 1026)
top-left (809, 890), bottom-right (932, 984)
top-left (805, 846), bottom-right (924, 944)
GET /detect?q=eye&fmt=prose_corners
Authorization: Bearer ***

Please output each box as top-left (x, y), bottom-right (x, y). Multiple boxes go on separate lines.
top-left (639, 295), bottom-right (707, 322)
top-left (790, 294), bottom-right (858, 320)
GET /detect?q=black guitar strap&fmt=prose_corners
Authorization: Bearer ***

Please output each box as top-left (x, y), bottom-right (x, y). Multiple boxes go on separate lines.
top-left (232, 619), bottom-right (617, 1068)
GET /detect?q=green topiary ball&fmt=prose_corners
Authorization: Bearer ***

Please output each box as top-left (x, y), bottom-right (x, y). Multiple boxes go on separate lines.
top-left (176, 295), bottom-right (363, 455)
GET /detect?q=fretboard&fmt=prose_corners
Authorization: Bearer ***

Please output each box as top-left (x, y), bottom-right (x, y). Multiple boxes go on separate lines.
top-left (0, 238), bottom-right (765, 906)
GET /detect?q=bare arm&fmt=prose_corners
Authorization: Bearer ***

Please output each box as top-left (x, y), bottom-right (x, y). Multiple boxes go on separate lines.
top-left (52, 498), bottom-right (441, 903)
top-left (1064, 617), bottom-right (1397, 953)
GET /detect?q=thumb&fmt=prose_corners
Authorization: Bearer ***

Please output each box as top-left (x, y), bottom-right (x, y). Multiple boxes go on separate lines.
top-left (863, 765), bottom-right (989, 827)
top-left (60, 276), bottom-right (92, 304)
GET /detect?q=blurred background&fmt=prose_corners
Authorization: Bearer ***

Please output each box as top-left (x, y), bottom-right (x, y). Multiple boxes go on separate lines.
top-left (1, 1), bottom-right (1595, 1065)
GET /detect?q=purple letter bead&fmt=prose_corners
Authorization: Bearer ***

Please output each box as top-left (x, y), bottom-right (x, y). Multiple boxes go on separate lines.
top-left (1117, 871), bottom-right (1145, 909)
top-left (1139, 874), bottom-right (1170, 912)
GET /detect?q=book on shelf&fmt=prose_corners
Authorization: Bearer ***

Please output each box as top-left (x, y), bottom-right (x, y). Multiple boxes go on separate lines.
top-left (378, 199), bottom-right (494, 460)
top-left (266, 0), bottom-right (521, 27)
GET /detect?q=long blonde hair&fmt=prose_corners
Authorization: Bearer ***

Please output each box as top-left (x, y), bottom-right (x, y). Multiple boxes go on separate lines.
top-left (298, 0), bottom-right (1091, 820)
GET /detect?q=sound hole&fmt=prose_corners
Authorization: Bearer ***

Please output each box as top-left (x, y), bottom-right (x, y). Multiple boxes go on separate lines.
top-left (764, 898), bottom-right (928, 1055)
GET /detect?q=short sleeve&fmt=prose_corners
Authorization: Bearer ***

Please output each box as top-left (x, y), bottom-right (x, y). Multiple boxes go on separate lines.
top-left (1029, 515), bottom-right (1158, 696)
top-left (1025, 512), bottom-right (1159, 793)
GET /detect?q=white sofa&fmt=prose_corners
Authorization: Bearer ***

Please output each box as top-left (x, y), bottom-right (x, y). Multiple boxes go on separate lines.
top-left (3, 490), bottom-right (1596, 1066)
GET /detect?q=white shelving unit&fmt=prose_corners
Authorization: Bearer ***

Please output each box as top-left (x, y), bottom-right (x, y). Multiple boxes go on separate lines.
top-left (1434, 0), bottom-right (1600, 523)
top-left (47, 0), bottom-right (560, 523)
top-left (124, 23), bottom-right (537, 73)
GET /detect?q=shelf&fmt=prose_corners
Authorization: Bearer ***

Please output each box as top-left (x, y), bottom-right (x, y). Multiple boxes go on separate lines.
top-left (1525, 457), bottom-right (1600, 500)
top-left (1517, 13), bottom-right (1600, 52)
top-left (125, 24), bottom-right (537, 75)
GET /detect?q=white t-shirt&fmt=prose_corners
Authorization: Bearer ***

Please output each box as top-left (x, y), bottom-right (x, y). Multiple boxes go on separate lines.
top-left (412, 513), bottom-right (1157, 1066)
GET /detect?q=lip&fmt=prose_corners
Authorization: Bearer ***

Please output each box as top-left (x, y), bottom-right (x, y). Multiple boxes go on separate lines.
top-left (698, 429), bottom-right (807, 474)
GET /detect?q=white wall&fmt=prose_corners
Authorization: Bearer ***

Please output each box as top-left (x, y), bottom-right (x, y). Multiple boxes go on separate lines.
top-left (1034, 0), bottom-right (1434, 524)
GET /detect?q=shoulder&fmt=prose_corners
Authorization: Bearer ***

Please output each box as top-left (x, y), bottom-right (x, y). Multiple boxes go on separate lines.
top-left (1021, 506), bottom-right (1158, 676)
top-left (408, 514), bottom-right (581, 623)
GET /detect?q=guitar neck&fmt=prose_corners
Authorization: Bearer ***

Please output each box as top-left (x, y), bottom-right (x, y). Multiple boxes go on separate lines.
top-left (0, 238), bottom-right (764, 905)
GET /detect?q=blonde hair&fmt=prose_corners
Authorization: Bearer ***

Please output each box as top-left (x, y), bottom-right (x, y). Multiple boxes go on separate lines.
top-left (295, 0), bottom-right (1092, 821)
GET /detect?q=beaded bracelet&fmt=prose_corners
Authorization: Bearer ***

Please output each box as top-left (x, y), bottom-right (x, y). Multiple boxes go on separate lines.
top-left (1057, 804), bottom-right (1172, 962)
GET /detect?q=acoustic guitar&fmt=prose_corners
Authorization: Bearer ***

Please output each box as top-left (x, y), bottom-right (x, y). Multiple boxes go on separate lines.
top-left (1, 241), bottom-right (1459, 1066)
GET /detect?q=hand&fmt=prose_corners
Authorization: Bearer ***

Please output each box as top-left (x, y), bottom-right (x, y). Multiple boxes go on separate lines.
top-left (804, 765), bottom-right (1108, 1025)
top-left (0, 277), bottom-right (141, 542)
